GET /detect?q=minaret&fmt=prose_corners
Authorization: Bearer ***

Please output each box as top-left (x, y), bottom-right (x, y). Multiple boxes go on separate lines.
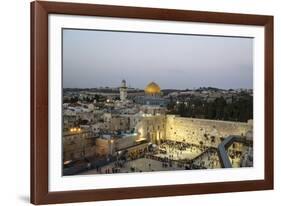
top-left (120, 80), bottom-right (127, 102)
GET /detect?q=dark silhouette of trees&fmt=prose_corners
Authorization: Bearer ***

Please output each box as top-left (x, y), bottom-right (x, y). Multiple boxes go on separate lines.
top-left (173, 94), bottom-right (253, 122)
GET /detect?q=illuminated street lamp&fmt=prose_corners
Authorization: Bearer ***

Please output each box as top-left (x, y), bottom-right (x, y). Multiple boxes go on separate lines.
top-left (109, 139), bottom-right (114, 155)
top-left (69, 127), bottom-right (81, 133)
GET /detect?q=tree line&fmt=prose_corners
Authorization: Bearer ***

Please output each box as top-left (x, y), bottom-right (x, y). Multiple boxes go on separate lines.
top-left (168, 95), bottom-right (253, 122)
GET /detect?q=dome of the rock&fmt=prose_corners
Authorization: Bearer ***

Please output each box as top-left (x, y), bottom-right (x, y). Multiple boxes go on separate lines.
top-left (145, 82), bottom-right (161, 95)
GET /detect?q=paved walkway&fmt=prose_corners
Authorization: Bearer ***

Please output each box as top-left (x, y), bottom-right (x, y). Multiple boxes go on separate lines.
top-left (80, 158), bottom-right (183, 175)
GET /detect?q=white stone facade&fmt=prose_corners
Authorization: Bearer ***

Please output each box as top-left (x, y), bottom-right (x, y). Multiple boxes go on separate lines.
top-left (135, 115), bottom-right (166, 144)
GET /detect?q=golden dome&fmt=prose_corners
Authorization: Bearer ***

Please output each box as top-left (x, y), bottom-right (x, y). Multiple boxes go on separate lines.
top-left (145, 82), bottom-right (161, 95)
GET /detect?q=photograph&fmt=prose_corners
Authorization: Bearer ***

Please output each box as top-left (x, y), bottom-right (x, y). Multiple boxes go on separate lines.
top-left (62, 29), bottom-right (254, 176)
top-left (29, 1), bottom-right (274, 204)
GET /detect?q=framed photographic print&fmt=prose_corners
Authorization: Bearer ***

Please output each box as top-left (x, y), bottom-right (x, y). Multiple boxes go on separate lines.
top-left (30, 1), bottom-right (274, 204)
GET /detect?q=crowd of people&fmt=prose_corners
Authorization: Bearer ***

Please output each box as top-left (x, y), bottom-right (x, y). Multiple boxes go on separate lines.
top-left (157, 140), bottom-right (203, 161)
top-left (192, 149), bottom-right (220, 169)
top-left (91, 139), bottom-right (253, 174)
top-left (227, 143), bottom-right (253, 167)
top-left (89, 140), bottom-right (222, 174)
top-left (127, 148), bottom-right (147, 160)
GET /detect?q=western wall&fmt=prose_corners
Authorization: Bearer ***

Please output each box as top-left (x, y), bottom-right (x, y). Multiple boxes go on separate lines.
top-left (165, 115), bottom-right (253, 148)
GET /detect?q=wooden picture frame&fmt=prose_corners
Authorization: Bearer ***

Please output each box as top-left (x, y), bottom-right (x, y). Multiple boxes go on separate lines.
top-left (31, 1), bottom-right (274, 204)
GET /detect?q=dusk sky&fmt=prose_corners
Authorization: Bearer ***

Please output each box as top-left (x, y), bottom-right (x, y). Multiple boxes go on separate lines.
top-left (63, 29), bottom-right (253, 90)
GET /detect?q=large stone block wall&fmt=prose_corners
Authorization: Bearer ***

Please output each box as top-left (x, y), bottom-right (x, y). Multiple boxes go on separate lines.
top-left (115, 136), bottom-right (136, 150)
top-left (165, 115), bottom-right (253, 147)
top-left (135, 115), bottom-right (166, 144)
top-left (63, 130), bottom-right (96, 162)
top-left (95, 138), bottom-right (111, 155)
